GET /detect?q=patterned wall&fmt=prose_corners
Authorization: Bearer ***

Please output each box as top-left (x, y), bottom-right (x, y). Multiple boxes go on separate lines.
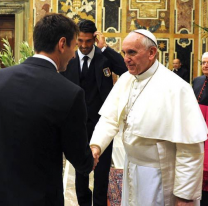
top-left (200, 0), bottom-right (208, 76)
top-left (28, 0), bottom-right (205, 81)
top-left (34, 0), bottom-right (52, 23)
top-left (58, 0), bottom-right (96, 22)
top-left (127, 0), bottom-right (169, 33)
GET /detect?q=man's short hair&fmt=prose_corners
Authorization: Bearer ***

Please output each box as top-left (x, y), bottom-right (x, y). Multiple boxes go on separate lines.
top-left (33, 13), bottom-right (79, 53)
top-left (78, 19), bottom-right (97, 34)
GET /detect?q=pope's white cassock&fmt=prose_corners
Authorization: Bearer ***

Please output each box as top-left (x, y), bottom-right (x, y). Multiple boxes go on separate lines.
top-left (90, 59), bottom-right (207, 206)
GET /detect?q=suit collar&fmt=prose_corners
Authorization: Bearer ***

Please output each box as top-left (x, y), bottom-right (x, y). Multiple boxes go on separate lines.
top-left (23, 57), bottom-right (57, 72)
top-left (33, 54), bottom-right (58, 70)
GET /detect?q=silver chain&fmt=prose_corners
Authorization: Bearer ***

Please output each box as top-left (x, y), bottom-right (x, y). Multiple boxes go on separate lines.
top-left (123, 62), bottom-right (159, 132)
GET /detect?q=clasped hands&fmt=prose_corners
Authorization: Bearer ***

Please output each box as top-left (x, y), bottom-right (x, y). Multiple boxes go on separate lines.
top-left (90, 145), bottom-right (101, 170)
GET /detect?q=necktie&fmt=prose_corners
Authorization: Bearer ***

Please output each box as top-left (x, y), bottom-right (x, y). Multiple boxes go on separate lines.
top-left (81, 56), bottom-right (89, 78)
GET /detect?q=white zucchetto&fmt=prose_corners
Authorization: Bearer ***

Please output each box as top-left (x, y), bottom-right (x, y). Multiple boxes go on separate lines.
top-left (133, 29), bottom-right (157, 47)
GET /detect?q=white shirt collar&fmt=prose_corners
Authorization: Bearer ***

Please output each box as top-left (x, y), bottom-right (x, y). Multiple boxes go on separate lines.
top-left (78, 45), bottom-right (95, 60)
top-left (33, 54), bottom-right (58, 70)
top-left (135, 60), bottom-right (158, 81)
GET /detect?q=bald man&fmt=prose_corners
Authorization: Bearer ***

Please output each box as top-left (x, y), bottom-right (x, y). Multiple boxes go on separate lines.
top-left (173, 58), bottom-right (189, 82)
top-left (90, 30), bottom-right (207, 206)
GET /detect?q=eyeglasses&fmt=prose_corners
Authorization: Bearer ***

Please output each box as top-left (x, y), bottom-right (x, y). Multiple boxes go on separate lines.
top-left (202, 61), bottom-right (208, 65)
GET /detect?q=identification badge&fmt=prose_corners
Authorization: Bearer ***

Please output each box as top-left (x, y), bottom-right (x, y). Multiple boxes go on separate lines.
top-left (103, 67), bottom-right (111, 77)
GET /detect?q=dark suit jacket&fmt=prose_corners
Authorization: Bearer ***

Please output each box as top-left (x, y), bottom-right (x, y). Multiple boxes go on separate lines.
top-left (173, 67), bottom-right (189, 82)
top-left (0, 57), bottom-right (93, 206)
top-left (193, 75), bottom-right (208, 105)
top-left (62, 46), bottom-right (127, 103)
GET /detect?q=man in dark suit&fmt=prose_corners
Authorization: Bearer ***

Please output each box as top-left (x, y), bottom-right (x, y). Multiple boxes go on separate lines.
top-left (0, 14), bottom-right (95, 206)
top-left (61, 20), bottom-right (127, 206)
top-left (172, 58), bottom-right (189, 82)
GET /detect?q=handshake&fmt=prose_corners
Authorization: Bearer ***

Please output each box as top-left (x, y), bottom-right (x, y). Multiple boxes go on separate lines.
top-left (90, 145), bottom-right (101, 170)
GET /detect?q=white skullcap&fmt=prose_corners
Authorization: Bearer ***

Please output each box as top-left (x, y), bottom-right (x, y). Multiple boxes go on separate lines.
top-left (133, 29), bottom-right (157, 47)
top-left (202, 52), bottom-right (208, 59)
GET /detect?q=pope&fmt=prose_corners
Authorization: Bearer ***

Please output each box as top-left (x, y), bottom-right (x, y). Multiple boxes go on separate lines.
top-left (90, 29), bottom-right (207, 206)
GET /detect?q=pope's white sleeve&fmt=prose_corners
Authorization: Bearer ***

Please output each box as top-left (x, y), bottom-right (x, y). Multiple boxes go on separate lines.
top-left (90, 115), bottom-right (119, 155)
top-left (173, 142), bottom-right (204, 200)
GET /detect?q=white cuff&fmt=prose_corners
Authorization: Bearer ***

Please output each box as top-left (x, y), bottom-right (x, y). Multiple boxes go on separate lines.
top-left (101, 46), bottom-right (107, 52)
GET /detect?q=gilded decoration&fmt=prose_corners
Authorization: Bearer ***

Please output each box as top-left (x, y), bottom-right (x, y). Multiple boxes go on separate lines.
top-left (0, 0), bottom-right (203, 81)
top-left (175, 0), bottom-right (193, 33)
top-left (130, 0), bottom-right (167, 19)
top-left (157, 39), bottom-right (169, 68)
top-left (34, 0), bottom-right (52, 24)
top-left (106, 37), bottom-right (121, 53)
top-left (102, 0), bottom-right (121, 33)
top-left (202, 0), bottom-right (208, 29)
top-left (0, 2), bottom-right (24, 14)
top-left (127, 0), bottom-right (169, 33)
top-left (201, 1), bottom-right (208, 39)
top-left (58, 0), bottom-right (96, 24)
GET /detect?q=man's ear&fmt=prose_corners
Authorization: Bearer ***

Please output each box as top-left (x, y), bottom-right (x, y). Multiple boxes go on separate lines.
top-left (149, 46), bottom-right (157, 60)
top-left (58, 37), bottom-right (66, 53)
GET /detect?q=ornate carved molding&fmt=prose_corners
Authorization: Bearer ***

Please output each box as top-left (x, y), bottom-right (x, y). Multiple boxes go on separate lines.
top-left (0, 1), bottom-right (28, 14)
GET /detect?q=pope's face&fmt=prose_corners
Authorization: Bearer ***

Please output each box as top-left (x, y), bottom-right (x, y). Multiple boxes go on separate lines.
top-left (202, 56), bottom-right (208, 77)
top-left (122, 33), bottom-right (156, 75)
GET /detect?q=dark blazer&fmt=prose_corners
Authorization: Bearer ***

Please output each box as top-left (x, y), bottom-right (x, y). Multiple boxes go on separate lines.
top-left (62, 46), bottom-right (127, 102)
top-left (193, 75), bottom-right (208, 105)
top-left (173, 67), bottom-right (189, 82)
top-left (61, 46), bottom-right (127, 206)
top-left (0, 57), bottom-right (93, 206)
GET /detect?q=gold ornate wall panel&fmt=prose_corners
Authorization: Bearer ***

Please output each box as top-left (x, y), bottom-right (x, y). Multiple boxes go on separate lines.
top-left (33, 0), bottom-right (52, 24)
top-left (157, 39), bottom-right (169, 68)
top-left (175, 0), bottom-right (194, 34)
top-left (2, 0), bottom-right (205, 80)
top-left (58, 0), bottom-right (96, 23)
top-left (201, 0), bottom-right (208, 53)
top-left (127, 0), bottom-right (169, 33)
top-left (106, 37), bottom-right (122, 53)
top-left (102, 0), bottom-right (122, 33)
top-left (200, 0), bottom-right (208, 76)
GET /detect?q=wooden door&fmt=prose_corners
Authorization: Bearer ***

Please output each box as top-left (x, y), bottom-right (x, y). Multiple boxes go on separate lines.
top-left (0, 14), bottom-right (15, 68)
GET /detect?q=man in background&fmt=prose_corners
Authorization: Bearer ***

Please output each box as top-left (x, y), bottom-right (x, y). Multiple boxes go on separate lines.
top-left (61, 19), bottom-right (127, 206)
top-left (173, 58), bottom-right (189, 82)
top-left (90, 29), bottom-right (207, 206)
top-left (192, 52), bottom-right (208, 206)
top-left (0, 13), bottom-right (95, 206)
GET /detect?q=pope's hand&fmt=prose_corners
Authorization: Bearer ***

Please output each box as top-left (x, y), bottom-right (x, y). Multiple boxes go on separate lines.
top-left (90, 146), bottom-right (101, 170)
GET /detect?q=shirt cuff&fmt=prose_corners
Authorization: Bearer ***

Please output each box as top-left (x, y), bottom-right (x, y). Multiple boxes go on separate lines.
top-left (101, 46), bottom-right (107, 52)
